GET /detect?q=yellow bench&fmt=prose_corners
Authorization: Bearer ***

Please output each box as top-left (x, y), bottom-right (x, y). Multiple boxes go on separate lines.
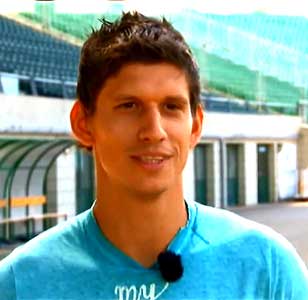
top-left (0, 195), bottom-right (47, 208)
top-left (0, 196), bottom-right (67, 239)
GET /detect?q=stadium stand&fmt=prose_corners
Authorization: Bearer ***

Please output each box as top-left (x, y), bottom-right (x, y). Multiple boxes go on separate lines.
top-left (0, 15), bottom-right (79, 99)
top-left (15, 3), bottom-right (308, 119)
top-left (0, 12), bottom-right (262, 114)
top-left (20, 0), bottom-right (121, 40)
top-left (172, 12), bottom-right (306, 109)
top-left (1, 3), bottom-right (307, 117)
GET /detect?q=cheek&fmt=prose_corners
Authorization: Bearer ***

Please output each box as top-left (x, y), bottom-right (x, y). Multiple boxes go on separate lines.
top-left (93, 132), bottom-right (118, 160)
top-left (170, 127), bottom-right (193, 157)
top-left (172, 120), bottom-right (193, 140)
top-left (104, 118), bottom-right (137, 140)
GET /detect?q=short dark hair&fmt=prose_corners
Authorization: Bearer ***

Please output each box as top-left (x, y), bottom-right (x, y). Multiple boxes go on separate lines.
top-left (77, 11), bottom-right (201, 116)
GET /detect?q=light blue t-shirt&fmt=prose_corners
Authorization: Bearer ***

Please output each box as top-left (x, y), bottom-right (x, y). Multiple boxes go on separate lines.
top-left (1, 201), bottom-right (308, 300)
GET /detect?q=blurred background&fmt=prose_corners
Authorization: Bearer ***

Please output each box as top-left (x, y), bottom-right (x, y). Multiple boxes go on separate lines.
top-left (0, 0), bottom-right (308, 262)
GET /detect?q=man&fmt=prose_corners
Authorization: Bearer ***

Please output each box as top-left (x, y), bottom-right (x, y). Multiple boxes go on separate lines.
top-left (1, 11), bottom-right (308, 300)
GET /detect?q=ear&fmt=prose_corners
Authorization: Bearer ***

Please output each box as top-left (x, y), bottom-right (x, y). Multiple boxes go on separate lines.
top-left (190, 104), bottom-right (204, 149)
top-left (70, 101), bottom-right (94, 147)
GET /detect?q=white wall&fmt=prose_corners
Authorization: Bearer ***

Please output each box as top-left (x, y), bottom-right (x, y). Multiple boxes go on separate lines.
top-left (183, 151), bottom-right (195, 203)
top-left (300, 169), bottom-right (308, 197)
top-left (1, 95), bottom-right (301, 139)
top-left (243, 142), bottom-right (258, 205)
top-left (56, 149), bottom-right (76, 218)
top-left (277, 143), bottom-right (298, 198)
top-left (202, 112), bottom-right (301, 139)
top-left (1, 94), bottom-right (73, 134)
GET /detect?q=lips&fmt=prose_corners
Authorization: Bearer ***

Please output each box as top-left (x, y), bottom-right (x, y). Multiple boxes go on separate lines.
top-left (138, 156), bottom-right (164, 164)
top-left (130, 153), bottom-right (172, 166)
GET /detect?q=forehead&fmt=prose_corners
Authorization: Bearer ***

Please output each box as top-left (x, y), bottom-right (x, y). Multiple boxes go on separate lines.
top-left (97, 62), bottom-right (190, 101)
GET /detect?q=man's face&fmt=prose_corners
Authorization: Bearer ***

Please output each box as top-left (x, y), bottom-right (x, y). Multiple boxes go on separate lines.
top-left (85, 62), bottom-right (203, 198)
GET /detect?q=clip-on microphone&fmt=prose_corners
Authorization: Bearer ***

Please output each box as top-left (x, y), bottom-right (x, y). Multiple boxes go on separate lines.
top-left (157, 250), bottom-right (183, 282)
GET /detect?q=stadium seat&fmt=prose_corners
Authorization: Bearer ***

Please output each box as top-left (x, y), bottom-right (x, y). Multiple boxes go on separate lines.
top-left (0, 15), bottom-right (80, 99)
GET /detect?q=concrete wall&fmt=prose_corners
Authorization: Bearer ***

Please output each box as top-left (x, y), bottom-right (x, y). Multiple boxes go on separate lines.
top-left (183, 151), bottom-right (195, 203)
top-left (1, 94), bottom-right (73, 134)
top-left (202, 112), bottom-right (301, 139)
top-left (206, 142), bottom-right (221, 207)
top-left (268, 143), bottom-right (279, 203)
top-left (55, 149), bottom-right (76, 218)
top-left (277, 142), bottom-right (298, 198)
top-left (241, 142), bottom-right (258, 206)
top-left (212, 141), bottom-right (221, 207)
top-left (193, 139), bottom-right (298, 207)
top-left (298, 126), bottom-right (308, 197)
top-left (197, 112), bottom-right (301, 206)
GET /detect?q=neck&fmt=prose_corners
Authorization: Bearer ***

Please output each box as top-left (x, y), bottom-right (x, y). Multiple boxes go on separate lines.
top-left (93, 177), bottom-right (187, 268)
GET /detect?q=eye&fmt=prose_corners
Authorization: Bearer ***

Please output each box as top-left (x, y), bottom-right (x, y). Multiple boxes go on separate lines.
top-left (165, 103), bottom-right (180, 111)
top-left (117, 102), bottom-right (137, 110)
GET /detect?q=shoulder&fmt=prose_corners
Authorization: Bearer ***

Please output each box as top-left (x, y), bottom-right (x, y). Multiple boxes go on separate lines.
top-left (0, 255), bottom-right (16, 300)
top-left (192, 202), bottom-right (270, 244)
top-left (190, 202), bottom-right (308, 296)
top-left (0, 209), bottom-right (91, 298)
top-left (0, 209), bottom-right (91, 270)
top-left (190, 201), bottom-right (306, 262)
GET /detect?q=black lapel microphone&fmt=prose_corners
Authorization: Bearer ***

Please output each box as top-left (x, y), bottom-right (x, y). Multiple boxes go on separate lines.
top-left (157, 250), bottom-right (183, 282)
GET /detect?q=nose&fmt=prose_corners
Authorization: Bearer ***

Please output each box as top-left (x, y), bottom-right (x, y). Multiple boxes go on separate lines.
top-left (137, 108), bottom-right (167, 143)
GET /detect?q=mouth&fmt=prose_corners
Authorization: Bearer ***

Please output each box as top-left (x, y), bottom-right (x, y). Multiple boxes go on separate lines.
top-left (130, 154), bottom-right (171, 169)
top-left (136, 156), bottom-right (165, 164)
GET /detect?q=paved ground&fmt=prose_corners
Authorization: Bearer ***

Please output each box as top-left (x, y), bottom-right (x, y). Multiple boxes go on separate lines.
top-left (229, 200), bottom-right (308, 266)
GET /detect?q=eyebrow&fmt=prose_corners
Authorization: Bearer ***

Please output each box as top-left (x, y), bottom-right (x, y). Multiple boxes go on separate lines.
top-left (113, 94), bottom-right (189, 103)
top-left (113, 95), bottom-right (140, 102)
top-left (164, 95), bottom-right (189, 104)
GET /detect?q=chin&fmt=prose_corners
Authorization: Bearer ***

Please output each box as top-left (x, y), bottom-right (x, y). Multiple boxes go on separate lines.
top-left (130, 185), bottom-right (170, 200)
